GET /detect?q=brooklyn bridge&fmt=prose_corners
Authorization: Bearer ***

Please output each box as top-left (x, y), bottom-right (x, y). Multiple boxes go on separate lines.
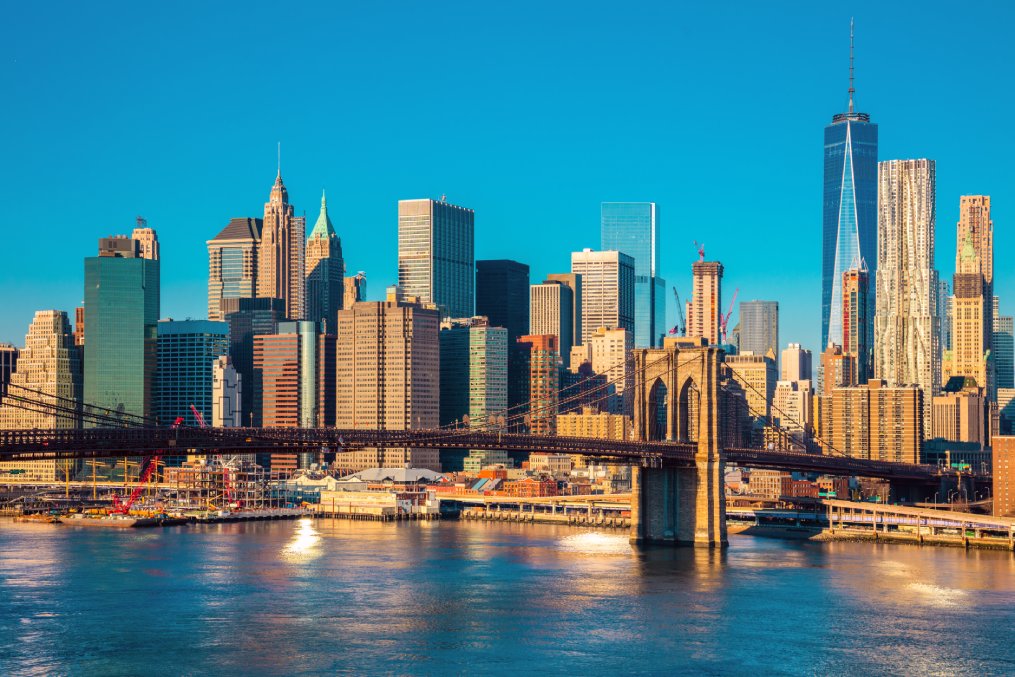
top-left (0, 340), bottom-right (985, 548)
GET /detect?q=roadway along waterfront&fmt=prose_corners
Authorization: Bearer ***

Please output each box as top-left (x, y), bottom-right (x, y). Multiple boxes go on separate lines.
top-left (2, 518), bottom-right (1014, 675)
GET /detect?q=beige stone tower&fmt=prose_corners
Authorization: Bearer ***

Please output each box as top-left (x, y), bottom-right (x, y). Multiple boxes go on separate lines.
top-left (258, 169), bottom-right (306, 320)
top-left (687, 261), bottom-right (723, 345)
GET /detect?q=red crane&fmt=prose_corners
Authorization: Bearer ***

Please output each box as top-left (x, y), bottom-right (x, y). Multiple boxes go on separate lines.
top-left (719, 288), bottom-right (739, 345)
top-left (669, 286), bottom-right (686, 336)
top-left (110, 416), bottom-right (183, 514)
top-left (191, 404), bottom-right (236, 505)
top-left (693, 241), bottom-right (705, 262)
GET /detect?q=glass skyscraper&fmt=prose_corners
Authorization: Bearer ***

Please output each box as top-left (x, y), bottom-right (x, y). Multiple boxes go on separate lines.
top-left (822, 95), bottom-right (877, 353)
top-left (155, 319), bottom-right (230, 429)
top-left (398, 198), bottom-right (474, 319)
top-left (601, 202), bottom-right (664, 348)
top-left (83, 236), bottom-right (160, 424)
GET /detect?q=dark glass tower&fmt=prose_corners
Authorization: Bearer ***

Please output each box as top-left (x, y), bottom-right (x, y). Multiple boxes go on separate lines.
top-left (822, 26), bottom-right (877, 353)
top-left (476, 260), bottom-right (529, 409)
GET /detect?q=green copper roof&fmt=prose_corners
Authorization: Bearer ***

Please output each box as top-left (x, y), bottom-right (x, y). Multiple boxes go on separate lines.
top-left (309, 190), bottom-right (335, 239)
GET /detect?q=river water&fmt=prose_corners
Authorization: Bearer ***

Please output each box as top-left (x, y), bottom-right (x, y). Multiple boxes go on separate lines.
top-left (1, 518), bottom-right (1013, 676)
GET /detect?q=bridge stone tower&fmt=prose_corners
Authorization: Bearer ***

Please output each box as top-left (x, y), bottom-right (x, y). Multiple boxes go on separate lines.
top-left (630, 337), bottom-right (727, 548)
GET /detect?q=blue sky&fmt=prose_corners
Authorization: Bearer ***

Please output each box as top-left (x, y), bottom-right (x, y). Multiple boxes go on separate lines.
top-left (1, 1), bottom-right (1013, 354)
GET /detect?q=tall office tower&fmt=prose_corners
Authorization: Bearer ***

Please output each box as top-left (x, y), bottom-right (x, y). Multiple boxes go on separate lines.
top-left (944, 196), bottom-right (994, 398)
top-left (545, 273), bottom-right (582, 345)
top-left (74, 306), bottom-right (85, 346)
top-left (253, 321), bottom-right (331, 472)
top-left (0, 343), bottom-right (17, 397)
top-left (131, 222), bottom-right (160, 261)
top-left (518, 334), bottom-right (559, 435)
top-left (724, 352), bottom-right (778, 420)
top-left (530, 279), bottom-right (575, 368)
top-left (829, 380), bottom-right (923, 463)
top-left (258, 170), bottom-right (306, 320)
top-left (571, 249), bottom-right (635, 345)
top-left (573, 327), bottom-right (633, 415)
top-left (305, 191), bottom-right (344, 332)
top-left (781, 343), bottom-right (813, 382)
top-left (439, 317), bottom-right (507, 428)
top-left (221, 297), bottom-right (286, 426)
top-left (335, 290), bottom-right (441, 471)
top-left (994, 297), bottom-right (1014, 390)
top-left (874, 159), bottom-right (938, 436)
top-left (476, 260), bottom-right (530, 409)
top-left (687, 261), bottom-right (723, 345)
top-left (0, 311), bottom-right (82, 482)
top-left (84, 234), bottom-right (160, 424)
top-left (154, 319), bottom-right (229, 429)
top-left (207, 217), bottom-right (261, 321)
top-left (937, 279), bottom-right (951, 352)
top-left (398, 198), bottom-right (474, 318)
top-left (739, 301), bottom-right (779, 363)
top-left (343, 272), bottom-right (367, 309)
top-left (842, 266), bottom-right (870, 383)
top-left (820, 343), bottom-right (855, 395)
top-left (212, 355), bottom-right (242, 428)
top-left (821, 23), bottom-right (878, 354)
top-left (600, 202), bottom-right (664, 347)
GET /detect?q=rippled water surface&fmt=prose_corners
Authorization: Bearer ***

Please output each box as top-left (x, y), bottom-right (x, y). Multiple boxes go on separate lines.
top-left (2, 518), bottom-right (1014, 675)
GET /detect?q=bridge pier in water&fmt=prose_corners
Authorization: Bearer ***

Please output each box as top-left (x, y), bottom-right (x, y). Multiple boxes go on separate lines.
top-left (630, 339), bottom-right (728, 548)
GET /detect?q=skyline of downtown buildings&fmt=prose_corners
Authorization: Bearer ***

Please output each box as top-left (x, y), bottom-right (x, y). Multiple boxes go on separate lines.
top-left (1, 22), bottom-right (1015, 472)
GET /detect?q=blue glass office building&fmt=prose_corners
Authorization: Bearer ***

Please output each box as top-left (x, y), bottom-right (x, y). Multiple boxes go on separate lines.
top-left (822, 109), bottom-right (877, 352)
top-left (601, 202), bottom-right (665, 347)
top-left (155, 319), bottom-right (230, 428)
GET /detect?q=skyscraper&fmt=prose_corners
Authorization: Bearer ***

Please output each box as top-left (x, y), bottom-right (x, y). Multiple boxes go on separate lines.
top-left (545, 273), bottom-right (582, 346)
top-left (518, 334), bottom-right (559, 435)
top-left (944, 196), bottom-right (994, 399)
top-left (335, 290), bottom-right (441, 471)
top-left (221, 297), bottom-right (285, 426)
top-left (601, 202), bottom-right (665, 347)
top-left (0, 343), bottom-right (17, 397)
top-left (258, 169), bottom-right (306, 320)
top-left (687, 261), bottom-right (723, 345)
top-left (84, 234), bottom-right (160, 424)
top-left (570, 249), bottom-right (635, 345)
top-left (212, 355), bottom-right (242, 428)
top-left (994, 297), bottom-right (1014, 390)
top-left (873, 159), bottom-right (938, 435)
top-left (739, 300), bottom-right (779, 362)
top-left (155, 319), bottom-right (229, 429)
top-left (842, 266), bottom-right (870, 383)
top-left (822, 23), bottom-right (878, 353)
top-left (439, 317), bottom-right (507, 428)
top-left (131, 222), bottom-right (159, 261)
top-left (343, 272), bottom-right (367, 309)
top-left (398, 198), bottom-right (474, 318)
top-left (476, 260), bottom-right (530, 409)
top-left (306, 191), bottom-right (344, 332)
top-left (207, 217), bottom-right (261, 322)
top-left (937, 279), bottom-right (951, 353)
top-left (571, 327), bottom-right (633, 415)
top-left (530, 279), bottom-right (575, 369)
top-left (781, 343), bottom-right (813, 382)
top-left (0, 311), bottom-right (82, 482)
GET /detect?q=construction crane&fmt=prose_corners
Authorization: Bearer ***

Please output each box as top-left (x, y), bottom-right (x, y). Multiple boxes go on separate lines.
top-left (719, 288), bottom-right (739, 345)
top-left (693, 241), bottom-right (705, 262)
top-left (669, 286), bottom-right (686, 336)
top-left (110, 416), bottom-right (183, 514)
top-left (192, 404), bottom-right (238, 507)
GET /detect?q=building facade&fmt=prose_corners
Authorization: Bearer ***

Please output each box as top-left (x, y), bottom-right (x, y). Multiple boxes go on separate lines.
top-left (738, 300), bottom-right (779, 363)
top-left (994, 437), bottom-right (1015, 517)
top-left (207, 217), bottom-right (260, 321)
top-left (781, 343), bottom-right (812, 382)
top-left (518, 334), bottom-right (559, 435)
top-left (398, 198), bottom-right (474, 318)
top-left (822, 80), bottom-right (878, 355)
top-left (476, 260), bottom-right (530, 410)
top-left (842, 266), bottom-right (871, 383)
top-left (0, 311), bottom-right (82, 482)
top-left (84, 234), bottom-right (160, 424)
top-left (724, 352), bottom-right (778, 420)
top-left (687, 261), bottom-right (723, 345)
top-left (571, 327), bottom-right (633, 415)
top-left (212, 355), bottom-right (242, 428)
top-left (873, 159), bottom-right (938, 436)
top-left (530, 279), bottom-right (575, 369)
top-left (155, 319), bottom-right (229, 429)
top-left (305, 191), bottom-right (344, 333)
top-left (222, 297), bottom-right (285, 427)
top-left (0, 343), bottom-right (17, 397)
top-left (335, 291), bottom-right (441, 471)
top-left (571, 249), bottom-right (635, 345)
top-left (343, 272), bottom-right (367, 310)
top-left (994, 297), bottom-right (1014, 390)
top-left (258, 171), bottom-right (306, 320)
top-left (829, 380), bottom-right (922, 464)
top-left (600, 202), bottom-right (665, 347)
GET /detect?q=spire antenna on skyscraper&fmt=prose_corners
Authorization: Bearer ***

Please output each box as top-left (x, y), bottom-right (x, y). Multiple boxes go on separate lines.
top-left (848, 18), bottom-right (855, 114)
top-left (277, 142), bottom-right (281, 178)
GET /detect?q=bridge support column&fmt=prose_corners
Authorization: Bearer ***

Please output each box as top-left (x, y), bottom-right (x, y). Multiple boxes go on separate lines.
top-left (630, 460), bottom-right (727, 547)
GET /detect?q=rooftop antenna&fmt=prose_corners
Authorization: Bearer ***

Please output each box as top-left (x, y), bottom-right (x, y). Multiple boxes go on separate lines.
top-left (848, 18), bottom-right (855, 114)
top-left (277, 142), bottom-right (281, 176)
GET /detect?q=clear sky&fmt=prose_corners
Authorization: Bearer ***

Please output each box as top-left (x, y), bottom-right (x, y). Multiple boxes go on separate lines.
top-left (1, 1), bottom-right (1013, 355)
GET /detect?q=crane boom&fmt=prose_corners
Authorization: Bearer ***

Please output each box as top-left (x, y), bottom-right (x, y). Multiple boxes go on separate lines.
top-left (719, 288), bottom-right (739, 344)
top-left (110, 416), bottom-right (183, 514)
top-left (669, 286), bottom-right (686, 336)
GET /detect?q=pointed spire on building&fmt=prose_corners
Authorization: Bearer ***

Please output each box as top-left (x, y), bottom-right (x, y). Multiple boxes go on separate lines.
top-left (848, 18), bottom-right (855, 114)
top-left (310, 188), bottom-right (336, 238)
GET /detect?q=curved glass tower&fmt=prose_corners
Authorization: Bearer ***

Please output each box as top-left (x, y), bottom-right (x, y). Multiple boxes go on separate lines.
top-left (821, 27), bottom-right (877, 353)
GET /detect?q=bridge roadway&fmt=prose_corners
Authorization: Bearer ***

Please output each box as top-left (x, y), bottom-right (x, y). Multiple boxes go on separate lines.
top-left (0, 427), bottom-right (962, 482)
